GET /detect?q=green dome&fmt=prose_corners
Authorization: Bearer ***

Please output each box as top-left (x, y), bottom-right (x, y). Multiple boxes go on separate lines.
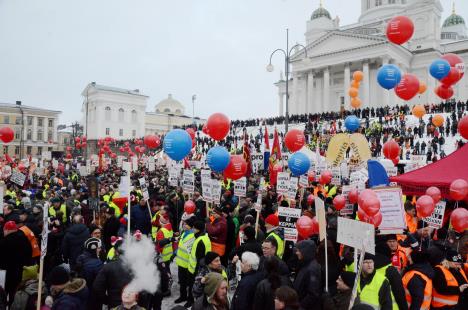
top-left (443, 13), bottom-right (465, 27)
top-left (311, 7), bottom-right (331, 20)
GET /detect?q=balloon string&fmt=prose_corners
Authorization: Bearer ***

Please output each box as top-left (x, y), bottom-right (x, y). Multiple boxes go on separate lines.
top-left (419, 221), bottom-right (425, 251)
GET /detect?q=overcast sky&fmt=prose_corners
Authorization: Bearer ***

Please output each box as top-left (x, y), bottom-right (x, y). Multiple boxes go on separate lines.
top-left (0, 0), bottom-right (465, 125)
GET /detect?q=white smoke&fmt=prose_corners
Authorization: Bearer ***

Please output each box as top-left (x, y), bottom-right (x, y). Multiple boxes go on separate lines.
top-left (121, 235), bottom-right (160, 293)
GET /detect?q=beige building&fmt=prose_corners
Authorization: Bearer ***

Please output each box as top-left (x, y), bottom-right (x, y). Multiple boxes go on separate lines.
top-left (0, 102), bottom-right (61, 158)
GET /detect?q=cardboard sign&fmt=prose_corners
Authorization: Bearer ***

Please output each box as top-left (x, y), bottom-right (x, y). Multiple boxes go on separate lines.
top-left (278, 206), bottom-right (301, 242)
top-left (131, 156), bottom-right (138, 172)
top-left (139, 178), bottom-right (149, 200)
top-left (337, 217), bottom-right (375, 254)
top-left (148, 157), bottom-right (155, 172)
top-left (10, 170), bottom-right (26, 187)
top-left (424, 201), bottom-right (446, 229)
top-left (331, 166), bottom-right (341, 186)
top-left (168, 168), bottom-right (179, 187)
top-left (287, 177), bottom-right (298, 200)
top-left (254, 193), bottom-right (262, 212)
top-left (315, 197), bottom-right (327, 241)
top-left (78, 165), bottom-right (88, 177)
top-left (340, 185), bottom-right (355, 216)
top-left (201, 170), bottom-right (212, 202)
top-left (234, 177), bottom-right (247, 197)
top-left (211, 180), bottom-right (222, 204)
top-left (299, 175), bottom-right (308, 188)
top-left (277, 172), bottom-right (290, 195)
top-left (182, 169), bottom-right (195, 194)
top-left (373, 187), bottom-right (406, 234)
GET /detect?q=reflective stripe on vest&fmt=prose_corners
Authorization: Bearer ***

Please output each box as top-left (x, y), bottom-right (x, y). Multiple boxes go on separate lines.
top-left (188, 234), bottom-right (211, 274)
top-left (176, 231), bottom-right (195, 268)
top-left (376, 264), bottom-right (398, 310)
top-left (19, 226), bottom-right (40, 258)
top-left (402, 270), bottom-right (432, 310)
top-left (357, 272), bottom-right (387, 309)
top-left (160, 227), bottom-right (174, 262)
top-left (432, 265), bottom-right (467, 307)
top-left (267, 231), bottom-right (284, 259)
top-left (49, 204), bottom-right (67, 222)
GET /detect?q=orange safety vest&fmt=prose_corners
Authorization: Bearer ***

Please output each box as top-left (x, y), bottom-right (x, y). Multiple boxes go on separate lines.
top-left (432, 265), bottom-right (468, 308)
top-left (405, 213), bottom-right (418, 233)
top-left (402, 270), bottom-right (432, 310)
top-left (19, 226), bottom-right (40, 258)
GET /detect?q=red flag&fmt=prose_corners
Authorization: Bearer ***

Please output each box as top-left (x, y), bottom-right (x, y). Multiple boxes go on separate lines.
top-left (268, 128), bottom-right (282, 185)
top-left (264, 125), bottom-right (270, 151)
top-left (243, 131), bottom-right (252, 177)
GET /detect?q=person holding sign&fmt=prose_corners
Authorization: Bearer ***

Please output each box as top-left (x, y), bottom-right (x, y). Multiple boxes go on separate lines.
top-left (265, 214), bottom-right (284, 259)
top-left (206, 206), bottom-right (227, 257)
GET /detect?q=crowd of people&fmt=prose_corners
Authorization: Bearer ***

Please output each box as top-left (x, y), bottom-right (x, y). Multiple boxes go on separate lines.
top-left (0, 99), bottom-right (467, 310)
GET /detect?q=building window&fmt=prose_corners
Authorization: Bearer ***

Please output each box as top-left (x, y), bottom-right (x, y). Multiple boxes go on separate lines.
top-left (375, 0), bottom-right (382, 6)
top-left (26, 146), bottom-right (32, 155)
top-left (389, 0), bottom-right (396, 4)
top-left (64, 137), bottom-right (68, 145)
top-left (4, 115), bottom-right (9, 124)
top-left (119, 108), bottom-right (124, 122)
top-left (132, 130), bottom-right (136, 137)
top-left (37, 146), bottom-right (42, 155)
top-left (27, 129), bottom-right (32, 140)
top-left (38, 118), bottom-right (43, 127)
top-left (105, 107), bottom-right (111, 121)
top-left (48, 130), bottom-right (53, 141)
top-left (48, 119), bottom-right (53, 127)
top-left (15, 130), bottom-right (20, 140)
top-left (131, 110), bottom-right (137, 122)
top-left (119, 129), bottom-right (123, 137)
top-left (105, 128), bottom-right (110, 135)
top-left (164, 108), bottom-right (171, 113)
top-left (27, 116), bottom-right (33, 126)
top-left (37, 130), bottom-right (43, 141)
top-left (15, 117), bottom-right (21, 125)
top-left (48, 147), bottom-right (53, 152)
top-left (15, 146), bottom-right (20, 155)
top-left (3, 146), bottom-right (8, 154)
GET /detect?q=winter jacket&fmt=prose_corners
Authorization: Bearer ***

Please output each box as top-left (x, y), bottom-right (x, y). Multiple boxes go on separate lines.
top-left (111, 305), bottom-right (146, 310)
top-left (402, 262), bottom-right (434, 310)
top-left (374, 253), bottom-right (407, 310)
top-left (130, 204), bottom-right (151, 235)
top-left (293, 240), bottom-right (322, 310)
top-left (103, 216), bottom-right (121, 250)
top-left (92, 258), bottom-right (132, 308)
top-left (0, 230), bottom-right (32, 293)
top-left (10, 280), bottom-right (47, 310)
top-left (206, 216), bottom-right (227, 244)
top-left (192, 264), bottom-right (231, 299)
top-left (192, 295), bottom-right (230, 310)
top-left (52, 278), bottom-right (89, 310)
top-left (253, 275), bottom-right (292, 310)
top-left (259, 255), bottom-right (290, 277)
top-left (62, 223), bottom-right (90, 268)
top-left (75, 251), bottom-right (103, 290)
top-left (323, 290), bottom-right (352, 310)
top-left (233, 239), bottom-right (263, 259)
top-left (231, 270), bottom-right (264, 310)
top-left (356, 271), bottom-right (392, 310)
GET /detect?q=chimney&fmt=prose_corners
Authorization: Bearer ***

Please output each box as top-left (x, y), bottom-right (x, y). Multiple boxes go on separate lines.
top-left (16, 101), bottom-right (21, 105)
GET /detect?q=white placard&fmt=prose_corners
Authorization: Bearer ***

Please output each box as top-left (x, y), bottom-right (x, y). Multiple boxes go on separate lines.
top-left (117, 156), bottom-right (124, 168)
top-left (122, 161), bottom-right (131, 172)
top-left (278, 206), bottom-right (301, 242)
top-left (299, 175), bottom-right (308, 188)
top-left (337, 217), bottom-right (375, 254)
top-left (78, 166), bottom-right (88, 177)
top-left (259, 177), bottom-right (266, 192)
top-left (373, 187), bottom-right (406, 234)
top-left (423, 201), bottom-right (446, 229)
top-left (148, 156), bottom-right (155, 172)
top-left (182, 169), bottom-right (195, 194)
top-left (315, 197), bottom-right (326, 241)
top-left (91, 155), bottom-right (99, 167)
top-left (234, 177), bottom-right (247, 197)
top-left (254, 193), bottom-right (262, 212)
top-left (331, 166), bottom-right (341, 186)
top-left (139, 178), bottom-right (149, 200)
top-left (250, 152), bottom-right (265, 171)
top-left (276, 172), bottom-right (290, 195)
top-left (211, 180), bottom-right (222, 204)
top-left (168, 168), bottom-right (179, 187)
top-left (52, 159), bottom-right (59, 169)
top-left (287, 177), bottom-right (298, 200)
top-left (132, 156), bottom-right (138, 172)
top-left (201, 170), bottom-right (212, 202)
top-left (42, 151), bottom-right (51, 160)
top-left (340, 185), bottom-right (355, 215)
top-left (10, 170), bottom-right (26, 187)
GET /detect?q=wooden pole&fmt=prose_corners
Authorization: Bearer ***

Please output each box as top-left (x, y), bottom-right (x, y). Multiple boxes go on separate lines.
top-left (36, 258), bottom-right (44, 310)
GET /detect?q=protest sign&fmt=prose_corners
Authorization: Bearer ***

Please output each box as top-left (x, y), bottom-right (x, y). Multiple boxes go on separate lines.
top-left (78, 165), bottom-right (88, 177)
top-left (0, 186), bottom-right (3, 214)
top-left (331, 166), bottom-right (341, 186)
top-left (148, 157), bottom-right (155, 172)
top-left (423, 201), bottom-right (446, 229)
top-left (337, 217), bottom-right (375, 254)
top-left (278, 206), bottom-right (301, 242)
top-left (276, 172), bottom-right (290, 195)
top-left (339, 185), bottom-right (355, 215)
top-left (211, 180), bottom-right (222, 204)
top-left (42, 151), bottom-right (51, 160)
top-left (259, 177), bottom-right (266, 192)
top-left (132, 156), bottom-right (138, 172)
top-left (373, 187), bottom-right (406, 234)
top-left (250, 153), bottom-right (265, 171)
top-left (139, 178), bottom-right (149, 200)
top-left (201, 170), bottom-right (212, 202)
top-left (315, 197), bottom-right (327, 241)
top-left (287, 177), bottom-right (298, 200)
top-left (87, 176), bottom-right (99, 211)
top-left (182, 169), bottom-right (195, 194)
top-left (254, 193), bottom-right (262, 212)
top-left (10, 170), bottom-right (26, 187)
top-left (168, 168), bottom-right (179, 187)
top-left (234, 177), bottom-right (247, 197)
top-left (299, 174), bottom-right (308, 188)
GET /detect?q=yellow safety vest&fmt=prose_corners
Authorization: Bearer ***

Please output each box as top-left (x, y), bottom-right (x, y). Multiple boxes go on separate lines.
top-left (151, 211), bottom-right (160, 240)
top-left (49, 204), bottom-right (67, 223)
top-left (267, 231), bottom-right (284, 259)
top-left (376, 264), bottom-right (399, 310)
top-left (160, 227), bottom-right (174, 262)
top-left (345, 262), bottom-right (355, 272)
top-left (176, 231), bottom-right (195, 268)
top-left (188, 234), bottom-right (211, 274)
top-left (357, 272), bottom-right (388, 309)
top-left (107, 247), bottom-right (115, 261)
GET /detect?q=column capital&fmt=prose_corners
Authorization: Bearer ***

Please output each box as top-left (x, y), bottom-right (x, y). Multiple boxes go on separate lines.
top-left (362, 58), bottom-right (370, 64)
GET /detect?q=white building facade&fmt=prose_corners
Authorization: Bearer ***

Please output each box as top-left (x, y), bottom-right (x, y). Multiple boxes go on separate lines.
top-left (275, 0), bottom-right (468, 115)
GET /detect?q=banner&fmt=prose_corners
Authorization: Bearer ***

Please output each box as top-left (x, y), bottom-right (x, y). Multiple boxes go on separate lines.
top-left (326, 133), bottom-right (349, 166)
top-left (373, 187), bottom-right (406, 234)
top-left (139, 178), bottom-right (149, 200)
top-left (287, 177), bottom-right (298, 200)
top-left (234, 177), bottom-right (247, 197)
top-left (182, 169), bottom-right (195, 194)
top-left (349, 133), bottom-right (372, 163)
top-left (278, 206), bottom-right (301, 242)
top-left (337, 217), bottom-right (375, 254)
top-left (276, 172), bottom-right (290, 195)
top-left (423, 201), bottom-right (446, 229)
top-left (211, 180), bottom-right (222, 204)
top-left (10, 170), bottom-right (26, 187)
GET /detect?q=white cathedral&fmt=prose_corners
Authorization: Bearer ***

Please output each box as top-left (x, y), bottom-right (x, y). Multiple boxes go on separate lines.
top-left (275, 0), bottom-right (468, 116)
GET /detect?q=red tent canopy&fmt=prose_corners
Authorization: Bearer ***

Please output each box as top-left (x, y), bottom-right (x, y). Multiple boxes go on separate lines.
top-left (390, 144), bottom-right (468, 198)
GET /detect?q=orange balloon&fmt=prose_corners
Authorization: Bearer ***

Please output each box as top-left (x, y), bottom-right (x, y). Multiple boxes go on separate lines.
top-left (418, 81), bottom-right (427, 94)
top-left (412, 104), bottom-right (426, 119)
top-left (353, 71), bottom-right (364, 82)
top-left (351, 80), bottom-right (360, 88)
top-left (432, 114), bottom-right (444, 127)
top-left (348, 87), bottom-right (359, 98)
top-left (351, 97), bottom-right (362, 109)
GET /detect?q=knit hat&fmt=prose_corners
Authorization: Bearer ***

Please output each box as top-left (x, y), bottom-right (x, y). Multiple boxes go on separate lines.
top-left (184, 216), bottom-right (196, 228)
top-left (193, 220), bottom-right (205, 232)
top-left (203, 272), bottom-right (224, 301)
top-left (48, 266), bottom-right (70, 286)
top-left (386, 234), bottom-right (397, 241)
top-left (204, 251), bottom-right (220, 266)
top-left (363, 253), bottom-right (375, 261)
top-left (340, 271), bottom-right (356, 288)
top-left (3, 221), bottom-right (17, 231)
top-left (84, 237), bottom-right (102, 251)
top-left (265, 214), bottom-right (279, 227)
top-left (244, 225), bottom-right (256, 241)
top-left (410, 250), bottom-right (429, 264)
top-left (243, 215), bottom-right (255, 225)
top-left (51, 197), bottom-right (61, 203)
top-left (446, 249), bottom-right (463, 263)
top-left (212, 205), bottom-right (223, 215)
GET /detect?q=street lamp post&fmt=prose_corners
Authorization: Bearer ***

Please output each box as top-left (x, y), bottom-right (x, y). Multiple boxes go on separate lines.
top-left (192, 94), bottom-right (197, 125)
top-left (267, 29), bottom-right (308, 133)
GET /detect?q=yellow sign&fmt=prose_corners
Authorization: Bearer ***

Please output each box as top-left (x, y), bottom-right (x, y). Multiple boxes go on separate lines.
top-left (326, 133), bottom-right (371, 166)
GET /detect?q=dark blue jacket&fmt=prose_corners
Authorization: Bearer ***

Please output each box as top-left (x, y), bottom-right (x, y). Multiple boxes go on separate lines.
top-left (52, 278), bottom-right (89, 310)
top-left (130, 204), bottom-right (151, 235)
top-left (75, 250), bottom-right (103, 289)
top-left (62, 223), bottom-right (90, 268)
top-left (231, 270), bottom-right (264, 310)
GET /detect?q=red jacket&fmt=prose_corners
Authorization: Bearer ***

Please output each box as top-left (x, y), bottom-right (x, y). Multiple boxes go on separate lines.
top-left (206, 217), bottom-right (227, 244)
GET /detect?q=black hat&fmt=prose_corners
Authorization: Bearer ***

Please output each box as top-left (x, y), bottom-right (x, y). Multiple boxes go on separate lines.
top-left (243, 215), bottom-right (255, 225)
top-left (204, 251), bottom-right (220, 265)
top-left (84, 237), bottom-right (102, 251)
top-left (386, 234), bottom-right (397, 241)
top-left (427, 246), bottom-right (445, 265)
top-left (363, 253), bottom-right (375, 261)
top-left (244, 225), bottom-right (256, 241)
top-left (48, 266), bottom-right (70, 286)
top-left (340, 271), bottom-right (356, 288)
top-left (410, 250), bottom-right (429, 264)
top-left (185, 216), bottom-right (196, 228)
top-left (105, 206), bottom-right (115, 215)
top-left (212, 205), bottom-right (223, 214)
top-left (51, 197), bottom-right (61, 203)
top-left (446, 249), bottom-right (463, 263)
top-left (193, 220), bottom-right (205, 232)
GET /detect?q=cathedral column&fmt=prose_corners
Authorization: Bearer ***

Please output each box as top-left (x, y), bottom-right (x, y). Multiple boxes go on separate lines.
top-left (323, 66), bottom-right (330, 112)
top-left (363, 59), bottom-right (370, 108)
top-left (381, 57), bottom-right (390, 108)
top-left (344, 63), bottom-right (351, 109)
top-left (279, 92), bottom-right (284, 116)
top-left (307, 71), bottom-right (314, 114)
top-left (292, 73), bottom-right (299, 115)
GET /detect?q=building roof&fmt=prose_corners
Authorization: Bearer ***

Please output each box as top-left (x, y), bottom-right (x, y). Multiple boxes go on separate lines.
top-left (82, 82), bottom-right (149, 97)
top-left (442, 4), bottom-right (465, 27)
top-left (311, 1), bottom-right (331, 21)
top-left (0, 102), bottom-right (61, 114)
top-left (154, 94), bottom-right (185, 116)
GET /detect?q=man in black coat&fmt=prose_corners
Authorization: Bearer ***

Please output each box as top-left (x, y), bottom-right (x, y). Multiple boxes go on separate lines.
top-left (62, 215), bottom-right (90, 269)
top-left (0, 221), bottom-right (32, 306)
top-left (231, 252), bottom-right (263, 310)
top-left (102, 206), bottom-right (121, 251)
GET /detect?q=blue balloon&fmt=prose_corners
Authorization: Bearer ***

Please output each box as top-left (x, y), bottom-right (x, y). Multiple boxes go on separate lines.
top-left (288, 152), bottom-right (310, 176)
top-left (207, 146), bottom-right (230, 172)
top-left (377, 64), bottom-right (402, 90)
top-left (163, 129), bottom-right (192, 161)
top-left (429, 59), bottom-right (451, 80)
top-left (344, 115), bottom-right (360, 132)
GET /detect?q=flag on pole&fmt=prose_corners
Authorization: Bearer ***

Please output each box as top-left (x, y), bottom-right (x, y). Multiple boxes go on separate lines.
top-left (268, 128), bottom-right (282, 185)
top-left (263, 125), bottom-right (270, 171)
top-left (243, 131), bottom-right (252, 177)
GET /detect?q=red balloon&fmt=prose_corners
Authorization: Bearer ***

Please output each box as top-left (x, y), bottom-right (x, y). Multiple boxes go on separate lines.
top-left (81, 142), bottom-right (87, 148)
top-left (134, 146), bottom-right (140, 153)
top-left (124, 141), bottom-right (130, 147)
top-left (458, 116), bottom-right (468, 140)
top-left (395, 74), bottom-right (420, 101)
top-left (192, 139), bottom-right (196, 148)
top-left (426, 187), bottom-right (441, 204)
top-left (66, 153), bottom-right (72, 159)
top-left (284, 129), bottom-right (306, 152)
top-left (128, 152), bottom-right (135, 157)
top-left (223, 155), bottom-right (247, 180)
top-left (202, 124), bottom-right (209, 135)
top-left (81, 136), bottom-right (87, 142)
top-left (416, 195), bottom-right (435, 218)
top-left (103, 145), bottom-right (110, 153)
top-left (110, 153), bottom-right (117, 159)
top-left (186, 128), bottom-right (196, 140)
top-left (75, 136), bottom-right (81, 143)
top-left (386, 16), bottom-right (414, 45)
top-left (450, 208), bottom-right (468, 233)
top-left (333, 195), bottom-right (346, 211)
top-left (348, 189), bottom-right (359, 204)
top-left (358, 207), bottom-right (369, 221)
top-left (361, 196), bottom-right (381, 217)
top-left (440, 67), bottom-right (462, 86)
top-left (307, 194), bottom-right (315, 206)
top-left (138, 146), bottom-right (146, 153)
top-left (144, 135), bottom-right (160, 149)
top-left (0, 127), bottom-right (14, 143)
top-left (66, 146), bottom-right (72, 152)
top-left (383, 140), bottom-right (400, 159)
top-left (119, 147), bottom-right (125, 153)
top-left (392, 157), bottom-right (399, 165)
top-left (358, 189), bottom-right (377, 207)
top-left (184, 200), bottom-right (196, 214)
top-left (296, 216), bottom-right (318, 238)
top-left (449, 179), bottom-right (468, 201)
top-left (368, 212), bottom-right (383, 228)
top-left (76, 142), bottom-right (82, 149)
top-left (319, 170), bottom-right (332, 185)
top-left (307, 171), bottom-right (315, 182)
top-left (206, 113), bottom-right (230, 141)
top-left (441, 53), bottom-right (465, 79)
top-left (105, 136), bottom-right (112, 143)
top-left (435, 84), bottom-right (454, 100)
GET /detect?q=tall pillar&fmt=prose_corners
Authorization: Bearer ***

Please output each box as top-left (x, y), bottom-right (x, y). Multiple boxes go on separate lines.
top-left (363, 60), bottom-right (370, 108)
top-left (279, 93), bottom-right (284, 116)
top-left (307, 71), bottom-right (314, 114)
top-left (292, 73), bottom-right (299, 116)
top-left (32, 117), bottom-right (38, 141)
top-left (323, 67), bottom-right (330, 112)
top-left (53, 117), bottom-right (58, 143)
top-left (344, 63), bottom-right (351, 109)
top-left (44, 118), bottom-right (49, 143)
top-left (381, 58), bottom-right (390, 108)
